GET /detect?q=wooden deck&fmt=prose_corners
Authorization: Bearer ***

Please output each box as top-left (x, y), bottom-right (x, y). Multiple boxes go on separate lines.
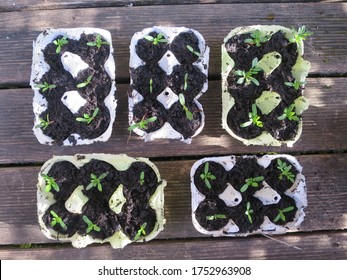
top-left (0, 0), bottom-right (346, 260)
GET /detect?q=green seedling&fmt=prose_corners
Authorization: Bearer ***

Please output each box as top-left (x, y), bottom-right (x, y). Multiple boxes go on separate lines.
top-left (284, 80), bottom-right (306, 90)
top-left (42, 174), bottom-right (59, 193)
top-left (206, 214), bottom-right (227, 221)
top-left (87, 34), bottom-right (109, 49)
top-left (274, 206), bottom-right (295, 222)
top-left (277, 159), bottom-right (296, 183)
top-left (134, 222), bottom-right (147, 241)
top-left (240, 176), bottom-right (264, 192)
top-left (183, 73), bottom-right (188, 91)
top-left (77, 75), bottom-right (93, 88)
top-left (35, 82), bottom-right (56, 92)
top-left (50, 210), bottom-right (67, 230)
top-left (179, 93), bottom-right (193, 121)
top-left (76, 107), bottom-right (99, 124)
top-left (245, 202), bottom-right (254, 224)
top-left (149, 78), bottom-right (153, 94)
top-left (278, 104), bottom-right (300, 122)
top-left (86, 172), bottom-right (108, 192)
top-left (289, 26), bottom-right (313, 46)
top-left (83, 215), bottom-right (100, 234)
top-left (235, 57), bottom-right (262, 86)
top-left (200, 162), bottom-right (216, 189)
top-left (139, 171), bottom-right (145, 186)
top-left (35, 114), bottom-right (53, 130)
top-left (128, 116), bottom-right (157, 131)
top-left (53, 35), bottom-right (68, 54)
top-left (240, 103), bottom-right (263, 128)
top-left (186, 45), bottom-right (201, 57)
top-left (244, 29), bottom-right (271, 47)
top-left (144, 33), bottom-right (168, 45)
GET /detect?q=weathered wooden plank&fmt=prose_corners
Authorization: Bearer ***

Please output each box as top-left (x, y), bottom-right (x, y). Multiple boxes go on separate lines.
top-left (0, 1), bottom-right (343, 12)
top-left (0, 78), bottom-right (346, 164)
top-left (0, 154), bottom-right (346, 245)
top-left (0, 3), bottom-right (346, 85)
top-left (0, 231), bottom-right (345, 259)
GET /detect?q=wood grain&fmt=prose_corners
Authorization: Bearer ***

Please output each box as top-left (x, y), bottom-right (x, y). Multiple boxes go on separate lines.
top-left (0, 231), bottom-right (345, 259)
top-left (0, 1), bottom-right (343, 12)
top-left (0, 3), bottom-right (346, 85)
top-left (0, 154), bottom-right (345, 245)
top-left (0, 78), bottom-right (346, 164)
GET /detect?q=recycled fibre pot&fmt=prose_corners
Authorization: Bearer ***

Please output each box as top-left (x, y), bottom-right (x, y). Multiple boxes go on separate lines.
top-left (37, 154), bottom-right (166, 248)
top-left (31, 28), bottom-right (117, 146)
top-left (129, 26), bottom-right (209, 144)
top-left (221, 25), bottom-right (311, 147)
top-left (191, 154), bottom-right (307, 236)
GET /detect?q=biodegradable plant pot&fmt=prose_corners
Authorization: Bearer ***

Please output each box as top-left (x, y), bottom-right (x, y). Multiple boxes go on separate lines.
top-left (30, 28), bottom-right (117, 146)
top-left (190, 154), bottom-right (307, 236)
top-left (221, 25), bottom-right (311, 147)
top-left (128, 26), bottom-right (209, 144)
top-left (37, 154), bottom-right (166, 248)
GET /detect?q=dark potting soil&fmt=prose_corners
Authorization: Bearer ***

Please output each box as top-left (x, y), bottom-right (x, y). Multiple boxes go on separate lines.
top-left (135, 31), bottom-right (169, 63)
top-left (129, 30), bottom-right (207, 139)
top-left (41, 159), bottom-right (161, 241)
top-left (195, 199), bottom-right (230, 231)
top-left (224, 31), bottom-right (304, 142)
top-left (35, 33), bottom-right (113, 145)
top-left (194, 156), bottom-right (300, 232)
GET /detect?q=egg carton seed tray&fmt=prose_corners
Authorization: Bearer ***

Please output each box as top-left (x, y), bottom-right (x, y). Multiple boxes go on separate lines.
top-left (221, 25), bottom-right (311, 147)
top-left (128, 26), bottom-right (209, 143)
top-left (31, 28), bottom-right (117, 146)
top-left (190, 154), bottom-right (307, 237)
top-left (37, 154), bottom-right (166, 248)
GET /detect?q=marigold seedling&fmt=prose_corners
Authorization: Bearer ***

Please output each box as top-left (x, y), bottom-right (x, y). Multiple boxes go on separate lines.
top-left (244, 29), bottom-right (271, 47)
top-left (289, 26), bottom-right (313, 46)
top-left (200, 162), bottom-right (216, 189)
top-left (83, 215), bottom-right (101, 234)
top-left (76, 107), bottom-right (99, 124)
top-left (274, 206), bottom-right (295, 222)
top-left (77, 75), bottom-right (93, 88)
top-left (235, 57), bottom-right (262, 86)
top-left (245, 202), bottom-right (254, 224)
top-left (86, 172), bottom-right (108, 192)
top-left (128, 116), bottom-right (157, 131)
top-left (149, 78), bottom-right (153, 94)
top-left (35, 114), bottom-right (53, 130)
top-left (183, 73), bottom-right (188, 91)
top-left (186, 45), bottom-right (201, 57)
top-left (50, 210), bottom-right (67, 230)
top-left (144, 33), bottom-right (168, 45)
top-left (42, 174), bottom-right (59, 193)
top-left (277, 159), bottom-right (296, 183)
top-left (86, 34), bottom-right (109, 49)
top-left (134, 222), bottom-right (147, 241)
top-left (240, 176), bottom-right (264, 192)
top-left (179, 93), bottom-right (193, 121)
top-left (53, 35), bottom-right (68, 54)
top-left (240, 103), bottom-right (263, 128)
top-left (278, 104), bottom-right (300, 122)
top-left (35, 82), bottom-right (56, 92)
top-left (206, 214), bottom-right (227, 221)
top-left (284, 80), bottom-right (306, 90)
top-left (139, 171), bottom-right (145, 186)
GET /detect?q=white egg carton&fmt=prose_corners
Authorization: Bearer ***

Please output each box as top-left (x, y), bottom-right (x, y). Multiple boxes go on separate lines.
top-left (190, 154), bottom-right (307, 236)
top-left (31, 28), bottom-right (117, 145)
top-left (129, 26), bottom-right (209, 144)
